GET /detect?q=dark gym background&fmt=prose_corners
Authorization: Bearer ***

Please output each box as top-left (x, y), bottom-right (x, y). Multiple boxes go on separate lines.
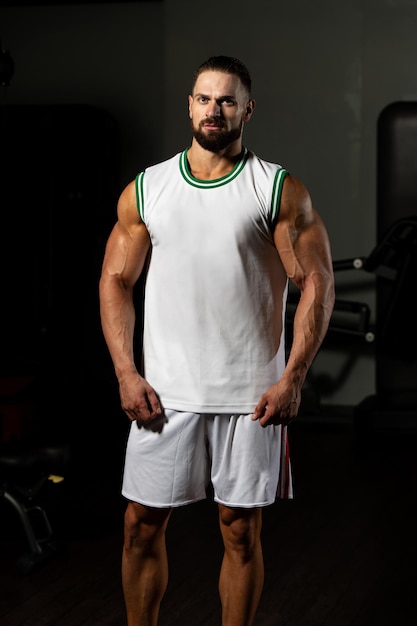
top-left (1, 2), bottom-right (417, 624)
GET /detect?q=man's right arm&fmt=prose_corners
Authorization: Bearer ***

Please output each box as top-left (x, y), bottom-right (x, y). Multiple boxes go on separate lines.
top-left (99, 180), bottom-right (162, 422)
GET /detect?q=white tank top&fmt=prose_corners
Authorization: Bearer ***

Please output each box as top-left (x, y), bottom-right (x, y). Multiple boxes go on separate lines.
top-left (135, 148), bottom-right (289, 413)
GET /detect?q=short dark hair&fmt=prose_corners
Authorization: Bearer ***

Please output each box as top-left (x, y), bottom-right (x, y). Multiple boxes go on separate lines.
top-left (192, 55), bottom-right (252, 95)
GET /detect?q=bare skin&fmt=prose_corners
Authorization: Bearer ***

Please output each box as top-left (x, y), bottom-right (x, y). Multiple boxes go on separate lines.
top-left (99, 67), bottom-right (335, 626)
top-left (122, 503), bottom-right (172, 626)
top-left (218, 506), bottom-right (264, 626)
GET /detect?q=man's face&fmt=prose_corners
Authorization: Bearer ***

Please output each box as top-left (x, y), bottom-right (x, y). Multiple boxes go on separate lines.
top-left (188, 70), bottom-right (254, 152)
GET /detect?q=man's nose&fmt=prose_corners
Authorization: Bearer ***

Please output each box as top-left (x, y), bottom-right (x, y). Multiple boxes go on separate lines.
top-left (205, 101), bottom-right (221, 117)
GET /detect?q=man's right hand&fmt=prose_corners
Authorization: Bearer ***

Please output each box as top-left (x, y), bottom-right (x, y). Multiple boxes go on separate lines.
top-left (118, 372), bottom-right (162, 423)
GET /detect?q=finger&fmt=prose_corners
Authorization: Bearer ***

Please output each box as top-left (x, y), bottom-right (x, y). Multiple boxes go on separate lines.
top-left (145, 389), bottom-right (162, 416)
top-left (252, 401), bottom-right (268, 421)
top-left (258, 407), bottom-right (275, 428)
top-left (258, 414), bottom-right (272, 428)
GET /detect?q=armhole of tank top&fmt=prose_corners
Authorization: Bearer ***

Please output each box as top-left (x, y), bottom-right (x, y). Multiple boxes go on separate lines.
top-left (135, 171), bottom-right (145, 221)
top-left (270, 167), bottom-right (289, 227)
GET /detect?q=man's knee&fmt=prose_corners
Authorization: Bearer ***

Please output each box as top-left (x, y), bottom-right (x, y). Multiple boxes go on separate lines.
top-left (218, 505), bottom-right (262, 559)
top-left (124, 501), bottom-right (172, 550)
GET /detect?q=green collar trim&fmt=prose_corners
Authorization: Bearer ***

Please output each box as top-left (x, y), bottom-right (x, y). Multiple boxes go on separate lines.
top-left (179, 147), bottom-right (249, 188)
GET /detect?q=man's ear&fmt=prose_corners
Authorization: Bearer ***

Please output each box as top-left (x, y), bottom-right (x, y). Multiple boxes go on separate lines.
top-left (244, 98), bottom-right (256, 121)
top-left (188, 94), bottom-right (193, 119)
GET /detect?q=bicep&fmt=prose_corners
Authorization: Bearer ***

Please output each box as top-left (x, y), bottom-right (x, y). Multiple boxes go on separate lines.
top-left (101, 183), bottom-right (151, 289)
top-left (273, 176), bottom-right (334, 290)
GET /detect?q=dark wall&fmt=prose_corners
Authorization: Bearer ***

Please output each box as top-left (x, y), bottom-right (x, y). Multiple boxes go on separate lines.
top-left (1, 104), bottom-right (121, 434)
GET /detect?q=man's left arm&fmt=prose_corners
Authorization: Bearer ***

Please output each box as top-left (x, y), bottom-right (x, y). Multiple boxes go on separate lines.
top-left (252, 174), bottom-right (335, 427)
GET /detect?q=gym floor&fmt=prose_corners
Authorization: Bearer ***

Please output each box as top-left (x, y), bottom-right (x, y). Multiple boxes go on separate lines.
top-left (1, 408), bottom-right (417, 626)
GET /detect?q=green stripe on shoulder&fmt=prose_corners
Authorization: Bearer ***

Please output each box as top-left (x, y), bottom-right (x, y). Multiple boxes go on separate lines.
top-left (135, 171), bottom-right (145, 220)
top-left (271, 167), bottom-right (289, 223)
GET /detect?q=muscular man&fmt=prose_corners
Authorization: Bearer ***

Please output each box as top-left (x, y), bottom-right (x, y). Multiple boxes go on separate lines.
top-left (99, 55), bottom-right (335, 626)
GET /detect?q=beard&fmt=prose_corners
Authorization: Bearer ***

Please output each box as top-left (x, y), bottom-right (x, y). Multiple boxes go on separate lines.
top-left (191, 119), bottom-right (242, 152)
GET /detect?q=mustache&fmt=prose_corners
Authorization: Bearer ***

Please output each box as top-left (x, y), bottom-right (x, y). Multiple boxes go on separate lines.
top-left (200, 118), bottom-right (225, 129)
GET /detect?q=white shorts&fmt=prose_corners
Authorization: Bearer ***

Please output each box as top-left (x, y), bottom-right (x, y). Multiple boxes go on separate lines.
top-left (122, 410), bottom-right (293, 508)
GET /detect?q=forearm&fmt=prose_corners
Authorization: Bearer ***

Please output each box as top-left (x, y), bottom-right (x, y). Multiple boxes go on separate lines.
top-left (99, 273), bottom-right (138, 380)
top-left (284, 272), bottom-right (335, 390)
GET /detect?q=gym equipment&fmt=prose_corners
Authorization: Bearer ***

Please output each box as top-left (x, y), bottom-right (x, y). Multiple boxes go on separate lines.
top-left (355, 101), bottom-right (417, 432)
top-left (287, 209), bottom-right (417, 424)
top-left (0, 442), bottom-right (70, 574)
top-left (0, 374), bottom-right (71, 574)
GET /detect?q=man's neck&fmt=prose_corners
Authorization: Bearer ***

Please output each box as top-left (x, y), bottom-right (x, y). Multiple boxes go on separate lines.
top-left (187, 141), bottom-right (244, 181)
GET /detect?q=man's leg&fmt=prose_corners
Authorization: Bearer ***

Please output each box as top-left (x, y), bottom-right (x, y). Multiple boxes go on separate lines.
top-left (218, 505), bottom-right (264, 626)
top-left (122, 501), bottom-right (173, 626)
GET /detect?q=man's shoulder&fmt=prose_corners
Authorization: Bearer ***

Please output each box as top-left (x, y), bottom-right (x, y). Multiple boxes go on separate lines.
top-left (246, 150), bottom-right (287, 177)
top-left (246, 149), bottom-right (284, 169)
top-left (144, 150), bottom-right (184, 175)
